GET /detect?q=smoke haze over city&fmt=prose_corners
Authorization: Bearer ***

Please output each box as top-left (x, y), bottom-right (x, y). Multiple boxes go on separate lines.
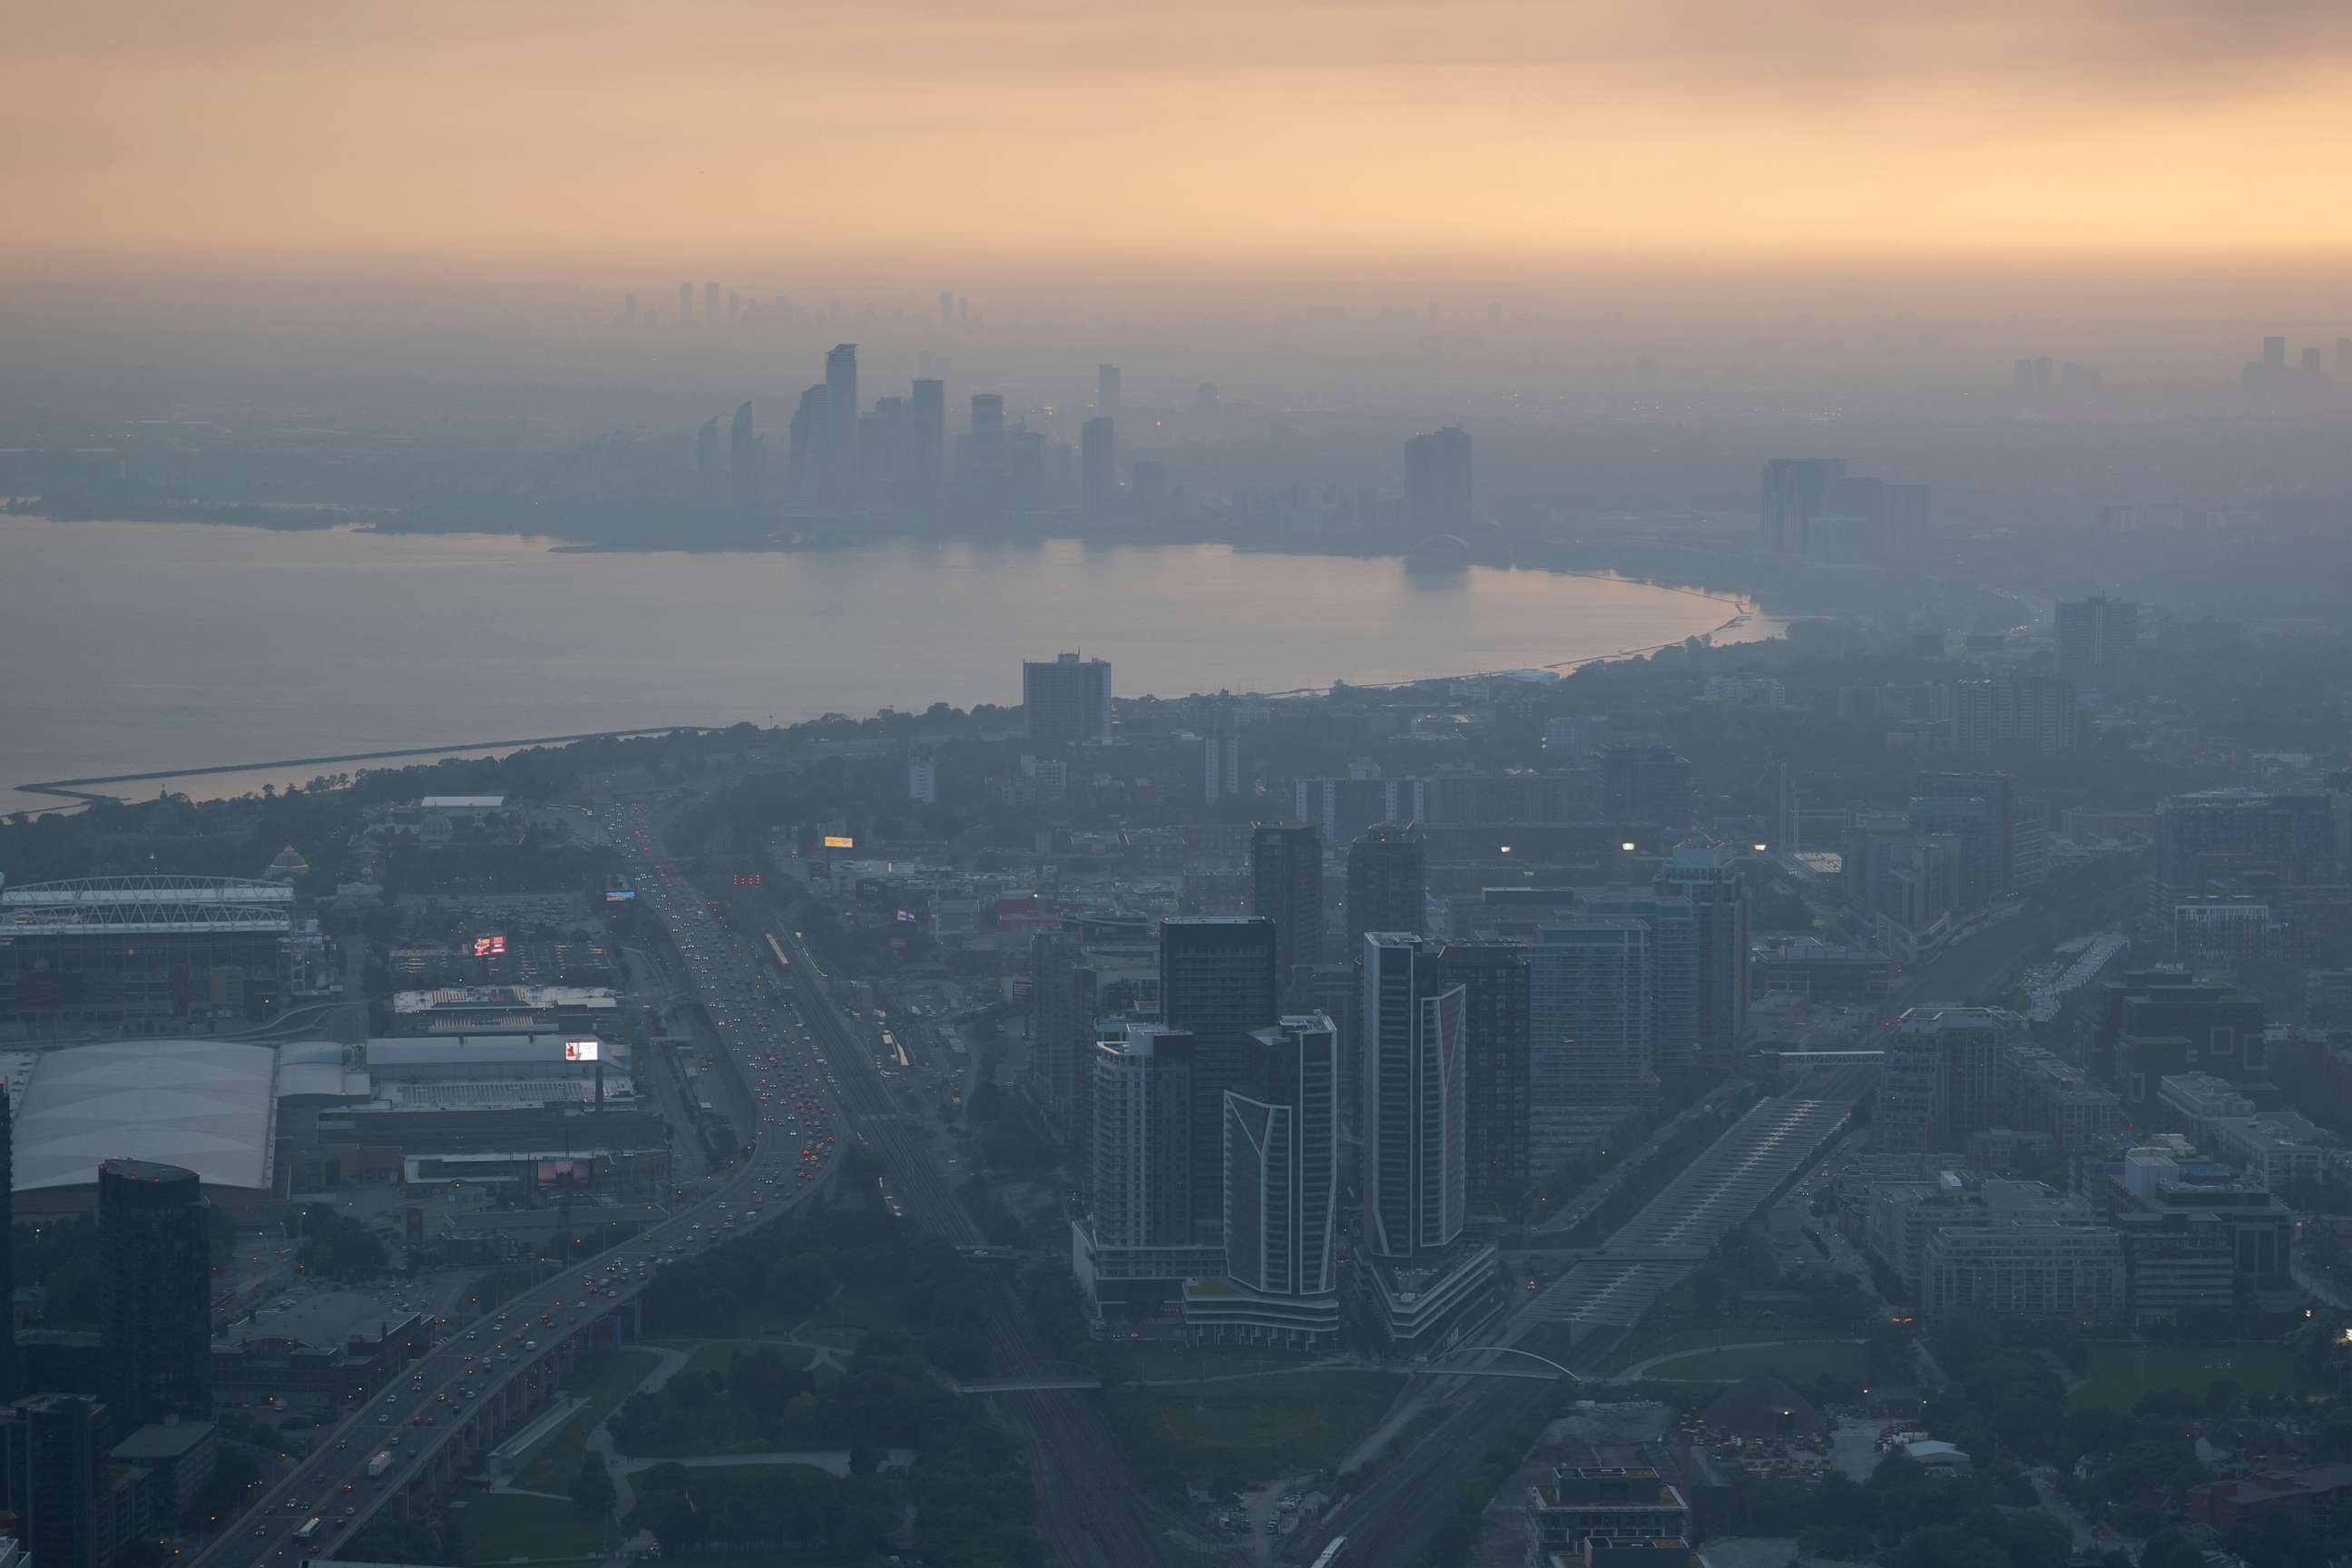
top-left (11, 9), bottom-right (2352, 1568)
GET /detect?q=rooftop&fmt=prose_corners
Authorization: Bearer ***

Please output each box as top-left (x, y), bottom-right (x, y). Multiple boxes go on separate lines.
top-left (15, 1041), bottom-right (279, 1193)
top-left (111, 1420), bottom-right (218, 1461)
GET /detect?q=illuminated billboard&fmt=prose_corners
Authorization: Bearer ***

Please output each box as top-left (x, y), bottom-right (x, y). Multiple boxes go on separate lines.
top-left (472, 935), bottom-right (507, 957)
top-left (604, 888), bottom-right (636, 903)
top-left (564, 1039), bottom-right (601, 1062)
top-left (822, 834), bottom-right (855, 849)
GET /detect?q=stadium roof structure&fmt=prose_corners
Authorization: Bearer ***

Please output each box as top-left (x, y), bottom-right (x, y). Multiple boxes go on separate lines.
top-left (14, 1039), bottom-right (279, 1192)
top-left (0, 875), bottom-right (293, 937)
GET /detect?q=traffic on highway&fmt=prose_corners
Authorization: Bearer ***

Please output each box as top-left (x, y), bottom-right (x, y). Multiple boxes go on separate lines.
top-left (198, 799), bottom-right (846, 1568)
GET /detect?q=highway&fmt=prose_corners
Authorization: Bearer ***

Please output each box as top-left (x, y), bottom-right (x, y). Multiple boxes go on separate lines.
top-left (765, 916), bottom-right (1174, 1568)
top-left (1300, 1068), bottom-right (1869, 1568)
top-left (197, 800), bottom-right (846, 1568)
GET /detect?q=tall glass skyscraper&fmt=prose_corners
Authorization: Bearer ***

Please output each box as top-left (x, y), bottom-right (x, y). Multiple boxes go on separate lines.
top-left (99, 1160), bottom-right (211, 1431)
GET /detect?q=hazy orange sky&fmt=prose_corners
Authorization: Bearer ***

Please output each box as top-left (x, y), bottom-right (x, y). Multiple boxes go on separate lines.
top-left (7, 0), bottom-right (2352, 270)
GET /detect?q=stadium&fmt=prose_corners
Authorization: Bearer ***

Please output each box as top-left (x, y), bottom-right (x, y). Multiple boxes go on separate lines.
top-left (0, 874), bottom-right (295, 1027)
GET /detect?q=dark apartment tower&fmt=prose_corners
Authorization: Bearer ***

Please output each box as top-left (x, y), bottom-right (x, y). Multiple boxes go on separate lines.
top-left (823, 344), bottom-right (859, 513)
top-left (1089, 1027), bottom-right (1194, 1249)
top-left (1250, 822), bottom-right (1326, 983)
top-left (1916, 769), bottom-right (2020, 900)
top-left (1431, 942), bottom-right (1533, 1214)
top-left (1097, 363), bottom-right (1122, 414)
top-left (909, 378), bottom-right (946, 522)
top-left (1346, 822), bottom-right (1427, 957)
top-left (1402, 424), bottom-right (1472, 533)
top-left (1022, 652), bottom-right (1112, 745)
top-left (1081, 416), bottom-right (1116, 523)
top-left (692, 416), bottom-right (722, 509)
top-left (1759, 456), bottom-right (1846, 553)
top-left (859, 397), bottom-right (906, 509)
top-left (1028, 929), bottom-right (1089, 1150)
top-left (678, 281), bottom-right (692, 323)
top-left (728, 399), bottom-right (760, 519)
top-left (789, 385), bottom-right (829, 507)
top-left (1225, 1014), bottom-right (1338, 1298)
top-left (0, 1393), bottom-right (103, 1568)
top-left (99, 1160), bottom-right (211, 1431)
top-left (0, 1087), bottom-right (11, 1403)
top-left (1656, 848), bottom-right (1751, 1074)
top-left (1161, 917), bottom-right (1280, 1230)
top-left (939, 290), bottom-right (954, 327)
top-left (1601, 741), bottom-right (1695, 828)
top-left (2054, 594), bottom-right (2140, 681)
top-left (1360, 934), bottom-right (1465, 1260)
top-left (968, 393), bottom-right (1006, 485)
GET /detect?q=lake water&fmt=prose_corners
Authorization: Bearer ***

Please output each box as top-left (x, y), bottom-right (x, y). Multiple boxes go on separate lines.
top-left (0, 518), bottom-right (1777, 814)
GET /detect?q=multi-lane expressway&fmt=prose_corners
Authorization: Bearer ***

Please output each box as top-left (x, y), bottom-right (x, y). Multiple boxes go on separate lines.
top-left (197, 800), bottom-right (846, 1568)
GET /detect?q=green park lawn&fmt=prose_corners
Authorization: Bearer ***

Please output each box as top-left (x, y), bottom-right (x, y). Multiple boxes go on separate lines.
top-left (2069, 1342), bottom-right (2308, 1411)
top-left (1129, 1370), bottom-right (1406, 1480)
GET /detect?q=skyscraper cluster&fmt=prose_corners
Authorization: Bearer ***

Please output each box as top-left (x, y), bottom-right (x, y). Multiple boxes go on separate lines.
top-left (1074, 836), bottom-right (1754, 1351)
top-left (1759, 457), bottom-right (1928, 557)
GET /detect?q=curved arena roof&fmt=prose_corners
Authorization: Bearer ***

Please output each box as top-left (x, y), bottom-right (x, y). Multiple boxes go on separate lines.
top-left (13, 1040), bottom-right (279, 1192)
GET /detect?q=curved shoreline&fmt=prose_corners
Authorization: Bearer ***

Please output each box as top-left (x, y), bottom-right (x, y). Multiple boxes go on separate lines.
top-left (12, 603), bottom-right (1769, 811)
top-left (15, 727), bottom-right (717, 808)
top-left (5, 519), bottom-right (1779, 813)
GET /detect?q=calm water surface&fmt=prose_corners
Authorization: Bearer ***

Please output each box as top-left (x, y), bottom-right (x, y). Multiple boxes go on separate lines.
top-left (0, 519), bottom-right (1776, 813)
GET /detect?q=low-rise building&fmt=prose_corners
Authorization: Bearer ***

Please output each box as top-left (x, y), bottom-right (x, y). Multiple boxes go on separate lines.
top-left (2156, 1072), bottom-right (2256, 1142)
top-left (2116, 1210), bottom-right (2236, 1325)
top-left (1359, 1244), bottom-right (1502, 1356)
top-left (212, 1293), bottom-right (427, 1412)
top-left (109, 1420), bottom-right (217, 1525)
top-left (1523, 1465), bottom-right (1690, 1568)
top-left (2188, 1463), bottom-right (2352, 1535)
top-left (2001, 1045), bottom-right (2122, 1152)
top-left (2210, 1112), bottom-right (2327, 1191)
top-left (1918, 1216), bottom-right (2124, 1322)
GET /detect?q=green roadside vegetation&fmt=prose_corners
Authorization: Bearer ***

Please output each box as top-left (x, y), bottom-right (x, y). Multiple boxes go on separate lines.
top-left (680, 1338), bottom-right (817, 1383)
top-left (513, 1347), bottom-right (663, 1493)
top-left (605, 1205), bottom-right (1047, 1568)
